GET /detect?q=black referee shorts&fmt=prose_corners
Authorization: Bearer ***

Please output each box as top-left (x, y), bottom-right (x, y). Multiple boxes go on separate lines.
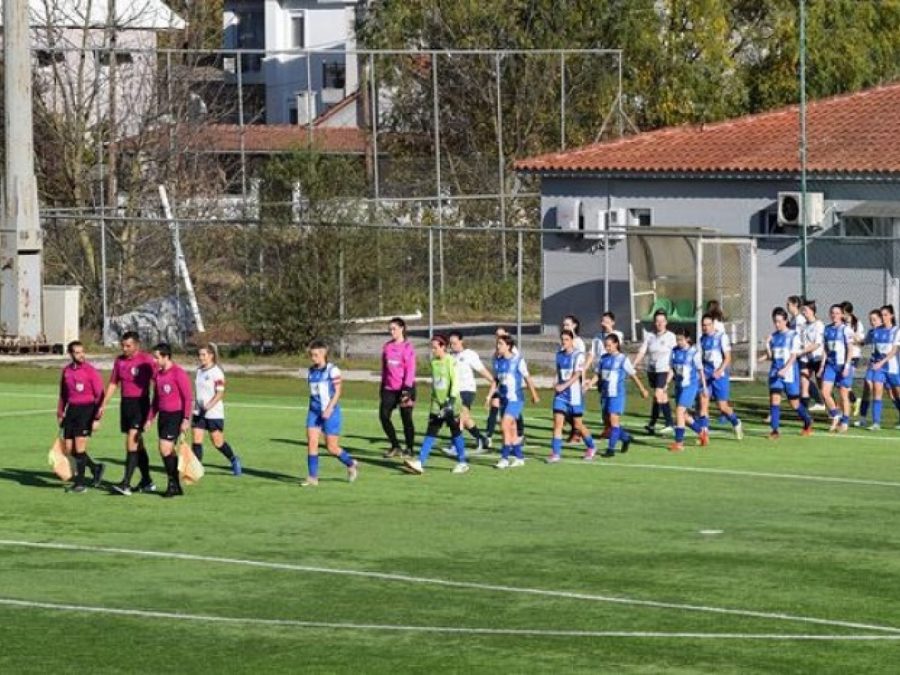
top-left (157, 411), bottom-right (184, 442)
top-left (120, 397), bottom-right (150, 434)
top-left (62, 404), bottom-right (96, 440)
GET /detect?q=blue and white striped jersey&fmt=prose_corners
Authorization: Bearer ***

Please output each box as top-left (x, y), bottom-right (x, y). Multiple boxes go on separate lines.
top-left (308, 363), bottom-right (341, 413)
top-left (599, 352), bottom-right (636, 399)
top-left (770, 329), bottom-right (801, 383)
top-left (823, 323), bottom-right (855, 366)
top-left (555, 348), bottom-right (585, 406)
top-left (700, 332), bottom-right (731, 374)
top-left (493, 353), bottom-right (530, 403)
top-left (671, 345), bottom-right (703, 388)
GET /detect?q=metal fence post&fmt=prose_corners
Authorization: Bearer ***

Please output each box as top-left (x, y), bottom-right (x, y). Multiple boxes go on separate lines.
top-left (560, 52), bottom-right (566, 150)
top-left (516, 230), bottom-right (523, 344)
top-left (603, 229), bottom-right (610, 311)
top-left (496, 53), bottom-right (508, 280)
top-left (432, 52), bottom-right (442, 325)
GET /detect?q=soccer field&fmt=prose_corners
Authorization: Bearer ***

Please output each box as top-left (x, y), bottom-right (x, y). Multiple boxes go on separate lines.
top-left (2, 365), bottom-right (900, 673)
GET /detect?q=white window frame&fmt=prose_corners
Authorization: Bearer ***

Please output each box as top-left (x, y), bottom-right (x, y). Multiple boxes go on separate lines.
top-left (289, 10), bottom-right (306, 49)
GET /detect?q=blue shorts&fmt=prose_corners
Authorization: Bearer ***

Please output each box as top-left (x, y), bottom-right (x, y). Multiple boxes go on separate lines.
top-left (822, 363), bottom-right (854, 389)
top-left (888, 372), bottom-right (900, 388)
top-left (552, 397), bottom-right (584, 417)
top-left (501, 400), bottom-right (524, 420)
top-left (460, 391), bottom-right (476, 409)
top-left (768, 373), bottom-right (800, 398)
top-left (865, 367), bottom-right (887, 385)
top-left (703, 373), bottom-right (730, 402)
top-left (306, 407), bottom-right (342, 436)
top-left (602, 395), bottom-right (626, 416)
top-left (674, 384), bottom-right (699, 409)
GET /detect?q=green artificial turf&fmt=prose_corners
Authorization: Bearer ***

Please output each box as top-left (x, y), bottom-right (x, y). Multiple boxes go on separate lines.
top-left (1, 364), bottom-right (899, 673)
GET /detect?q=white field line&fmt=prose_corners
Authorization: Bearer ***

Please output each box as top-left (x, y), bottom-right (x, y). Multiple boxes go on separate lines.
top-left (1, 597), bottom-right (898, 642)
top-left (1, 539), bottom-right (898, 635)
top-left (567, 460), bottom-right (900, 489)
top-left (0, 409), bottom-right (55, 418)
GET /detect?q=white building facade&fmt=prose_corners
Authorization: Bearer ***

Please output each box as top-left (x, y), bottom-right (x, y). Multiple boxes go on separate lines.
top-left (223, 0), bottom-right (361, 126)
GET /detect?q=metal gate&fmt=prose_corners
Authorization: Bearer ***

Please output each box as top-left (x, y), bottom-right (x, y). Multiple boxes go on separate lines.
top-left (696, 237), bottom-right (758, 380)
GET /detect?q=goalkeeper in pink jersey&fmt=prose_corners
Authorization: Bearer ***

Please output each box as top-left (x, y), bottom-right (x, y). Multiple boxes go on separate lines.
top-left (380, 317), bottom-right (417, 458)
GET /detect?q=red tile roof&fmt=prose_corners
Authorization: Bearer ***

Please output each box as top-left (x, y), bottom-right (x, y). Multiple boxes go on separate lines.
top-left (515, 82), bottom-right (900, 176)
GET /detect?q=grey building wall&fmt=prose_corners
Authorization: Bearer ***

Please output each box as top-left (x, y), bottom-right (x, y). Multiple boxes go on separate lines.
top-left (539, 175), bottom-right (900, 344)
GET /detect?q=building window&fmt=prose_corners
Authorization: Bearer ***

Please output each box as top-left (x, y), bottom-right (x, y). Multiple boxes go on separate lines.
top-left (629, 208), bottom-right (652, 226)
top-left (323, 62), bottom-right (346, 89)
top-left (236, 8), bottom-right (264, 72)
top-left (290, 12), bottom-right (305, 49)
top-left (95, 50), bottom-right (134, 67)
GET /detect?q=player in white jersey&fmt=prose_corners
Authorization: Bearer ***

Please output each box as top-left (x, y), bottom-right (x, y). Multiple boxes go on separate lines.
top-left (448, 331), bottom-right (493, 453)
top-left (191, 344), bottom-right (242, 475)
top-left (633, 310), bottom-right (676, 435)
top-left (560, 315), bottom-right (586, 442)
top-left (561, 315), bottom-right (587, 354)
top-left (704, 300), bottom-right (727, 335)
top-left (839, 301), bottom-right (865, 419)
top-left (786, 295), bottom-right (806, 333)
top-left (798, 300), bottom-right (826, 413)
top-left (584, 311), bottom-right (625, 374)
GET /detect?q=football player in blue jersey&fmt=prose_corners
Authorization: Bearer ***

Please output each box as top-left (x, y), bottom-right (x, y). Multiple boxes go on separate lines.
top-left (586, 334), bottom-right (648, 457)
top-left (698, 314), bottom-right (743, 440)
top-left (547, 330), bottom-right (596, 463)
top-left (763, 307), bottom-right (813, 439)
top-left (668, 328), bottom-right (707, 453)
top-left (302, 340), bottom-right (358, 487)
top-left (819, 304), bottom-right (856, 433)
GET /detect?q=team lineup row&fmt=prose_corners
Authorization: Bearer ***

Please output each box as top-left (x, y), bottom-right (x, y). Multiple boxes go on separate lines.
top-left (52, 297), bottom-right (900, 493)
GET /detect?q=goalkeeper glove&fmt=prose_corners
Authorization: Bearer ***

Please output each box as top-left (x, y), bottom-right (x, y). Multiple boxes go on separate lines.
top-left (441, 399), bottom-right (456, 421)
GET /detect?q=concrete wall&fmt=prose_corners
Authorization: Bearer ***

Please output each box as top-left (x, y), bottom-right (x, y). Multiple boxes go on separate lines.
top-left (539, 175), bottom-right (900, 344)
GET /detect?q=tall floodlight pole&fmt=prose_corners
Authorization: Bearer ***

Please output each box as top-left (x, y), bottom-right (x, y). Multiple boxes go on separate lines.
top-left (0, 0), bottom-right (43, 339)
top-left (799, 0), bottom-right (809, 298)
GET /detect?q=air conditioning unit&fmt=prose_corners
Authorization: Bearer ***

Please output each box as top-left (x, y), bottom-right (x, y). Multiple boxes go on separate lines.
top-left (777, 192), bottom-right (824, 228)
top-left (555, 200), bottom-right (582, 232)
top-left (584, 208), bottom-right (627, 243)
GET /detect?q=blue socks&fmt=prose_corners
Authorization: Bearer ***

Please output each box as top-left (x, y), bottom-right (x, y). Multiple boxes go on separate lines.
top-left (337, 450), bottom-right (354, 467)
top-left (419, 436), bottom-right (436, 464)
top-left (688, 419), bottom-right (703, 434)
top-left (608, 426), bottom-right (622, 452)
top-left (583, 434), bottom-right (595, 450)
top-left (453, 434), bottom-right (466, 463)
top-left (873, 400), bottom-right (883, 424)
top-left (551, 437), bottom-right (563, 457)
top-left (770, 405), bottom-right (781, 431)
top-left (798, 405), bottom-right (812, 426)
top-left (501, 444), bottom-right (511, 460)
top-left (513, 443), bottom-right (524, 459)
top-left (674, 427), bottom-right (685, 443)
top-left (728, 413), bottom-right (740, 426)
top-left (307, 454), bottom-right (319, 478)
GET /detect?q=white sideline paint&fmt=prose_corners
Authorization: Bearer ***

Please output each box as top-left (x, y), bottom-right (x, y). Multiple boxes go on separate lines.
top-left (1, 539), bottom-right (899, 635)
top-left (1, 597), bottom-right (898, 642)
top-left (574, 461), bottom-right (900, 489)
top-left (0, 409), bottom-right (54, 418)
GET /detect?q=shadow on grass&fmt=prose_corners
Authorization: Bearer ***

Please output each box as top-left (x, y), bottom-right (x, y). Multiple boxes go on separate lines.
top-left (0, 467), bottom-right (62, 489)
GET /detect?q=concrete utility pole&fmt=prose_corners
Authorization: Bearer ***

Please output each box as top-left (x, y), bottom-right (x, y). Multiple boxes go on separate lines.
top-left (0, 0), bottom-right (43, 338)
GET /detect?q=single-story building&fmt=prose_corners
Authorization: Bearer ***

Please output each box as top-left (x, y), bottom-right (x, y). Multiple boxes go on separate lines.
top-left (515, 82), bottom-right (900, 371)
